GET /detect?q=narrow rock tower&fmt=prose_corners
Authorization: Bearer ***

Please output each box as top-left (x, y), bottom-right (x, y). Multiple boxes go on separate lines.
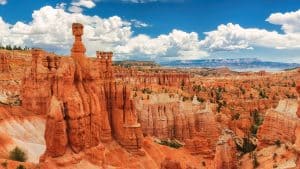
top-left (71, 23), bottom-right (89, 81)
top-left (71, 23), bottom-right (86, 60)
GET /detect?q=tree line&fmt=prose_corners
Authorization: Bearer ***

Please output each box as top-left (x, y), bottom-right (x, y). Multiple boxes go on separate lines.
top-left (0, 45), bottom-right (31, 51)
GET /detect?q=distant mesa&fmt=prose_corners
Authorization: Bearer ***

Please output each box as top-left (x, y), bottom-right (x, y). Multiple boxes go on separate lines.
top-left (160, 58), bottom-right (300, 71)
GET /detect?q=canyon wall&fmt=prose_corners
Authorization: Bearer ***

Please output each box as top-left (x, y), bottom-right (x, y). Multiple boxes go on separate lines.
top-left (135, 93), bottom-right (221, 158)
top-left (115, 67), bottom-right (190, 87)
top-left (0, 52), bottom-right (10, 73)
top-left (257, 99), bottom-right (299, 147)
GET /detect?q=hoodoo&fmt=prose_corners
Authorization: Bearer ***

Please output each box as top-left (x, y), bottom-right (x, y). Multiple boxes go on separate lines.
top-left (20, 23), bottom-right (143, 165)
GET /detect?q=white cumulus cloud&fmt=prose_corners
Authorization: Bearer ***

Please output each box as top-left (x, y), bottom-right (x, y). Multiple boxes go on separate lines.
top-left (201, 10), bottom-right (300, 52)
top-left (68, 5), bottom-right (83, 13)
top-left (55, 3), bottom-right (67, 10)
top-left (68, 0), bottom-right (96, 13)
top-left (266, 9), bottom-right (300, 34)
top-left (0, 0), bottom-right (7, 5)
top-left (130, 19), bottom-right (150, 28)
top-left (71, 0), bottom-right (96, 8)
top-left (4, 5), bottom-right (300, 61)
top-left (0, 5), bottom-right (206, 60)
top-left (0, 6), bottom-right (132, 54)
top-left (115, 29), bottom-right (208, 60)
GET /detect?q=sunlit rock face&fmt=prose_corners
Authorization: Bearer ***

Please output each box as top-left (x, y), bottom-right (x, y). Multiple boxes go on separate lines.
top-left (115, 68), bottom-right (191, 88)
top-left (0, 111), bottom-right (45, 163)
top-left (21, 23), bottom-right (143, 163)
top-left (135, 93), bottom-right (221, 158)
top-left (213, 130), bottom-right (238, 169)
top-left (257, 99), bottom-right (299, 148)
top-left (297, 80), bottom-right (300, 118)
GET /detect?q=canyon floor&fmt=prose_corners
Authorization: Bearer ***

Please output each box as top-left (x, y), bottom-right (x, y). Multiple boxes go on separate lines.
top-left (0, 23), bottom-right (300, 169)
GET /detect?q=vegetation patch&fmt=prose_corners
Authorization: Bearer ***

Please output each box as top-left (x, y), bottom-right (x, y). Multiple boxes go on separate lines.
top-left (250, 109), bottom-right (264, 136)
top-left (252, 153), bottom-right (259, 168)
top-left (274, 140), bottom-right (281, 147)
top-left (259, 89), bottom-right (268, 99)
top-left (156, 139), bottom-right (183, 149)
top-left (9, 147), bottom-right (27, 162)
top-left (1, 161), bottom-right (7, 168)
top-left (141, 88), bottom-right (152, 94)
top-left (16, 165), bottom-right (26, 169)
top-left (236, 137), bottom-right (257, 154)
top-left (231, 113), bottom-right (240, 120)
top-left (0, 45), bottom-right (30, 51)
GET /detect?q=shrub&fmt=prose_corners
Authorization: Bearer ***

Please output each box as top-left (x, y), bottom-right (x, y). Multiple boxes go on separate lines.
top-left (250, 93), bottom-right (254, 99)
top-left (158, 139), bottom-right (182, 149)
top-left (217, 102), bottom-right (222, 113)
top-left (240, 86), bottom-right (246, 94)
top-left (193, 85), bottom-right (202, 92)
top-left (286, 93), bottom-right (297, 99)
top-left (273, 153), bottom-right (277, 160)
top-left (250, 110), bottom-right (264, 136)
top-left (180, 80), bottom-right (185, 90)
top-left (292, 81), bottom-right (296, 87)
top-left (9, 147), bottom-right (27, 162)
top-left (197, 97), bottom-right (205, 103)
top-left (274, 140), bottom-right (281, 147)
top-left (216, 100), bottom-right (226, 113)
top-left (180, 80), bottom-right (185, 87)
top-left (259, 89), bottom-right (268, 99)
top-left (252, 109), bottom-right (264, 126)
top-left (236, 137), bottom-right (257, 154)
top-left (231, 113), bottom-right (240, 120)
top-left (1, 161), bottom-right (7, 168)
top-left (285, 144), bottom-right (289, 150)
top-left (16, 165), bottom-right (26, 169)
top-left (182, 96), bottom-right (189, 102)
top-left (253, 153), bottom-right (259, 168)
top-left (215, 87), bottom-right (223, 101)
top-left (250, 124), bottom-right (259, 136)
top-left (141, 88), bottom-right (152, 94)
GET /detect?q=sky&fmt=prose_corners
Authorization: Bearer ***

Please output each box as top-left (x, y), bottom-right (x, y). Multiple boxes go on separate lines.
top-left (0, 0), bottom-right (300, 63)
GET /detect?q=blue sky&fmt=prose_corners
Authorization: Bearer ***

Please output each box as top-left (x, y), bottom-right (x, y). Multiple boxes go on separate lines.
top-left (0, 0), bottom-right (300, 63)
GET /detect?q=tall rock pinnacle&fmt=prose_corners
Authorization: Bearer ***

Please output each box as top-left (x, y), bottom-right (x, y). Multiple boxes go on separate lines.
top-left (71, 23), bottom-right (86, 57)
top-left (71, 23), bottom-right (89, 81)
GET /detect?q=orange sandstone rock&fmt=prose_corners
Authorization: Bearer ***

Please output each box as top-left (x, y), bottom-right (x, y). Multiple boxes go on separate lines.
top-left (213, 130), bottom-right (238, 169)
top-left (0, 53), bottom-right (10, 73)
top-left (42, 96), bottom-right (67, 158)
top-left (19, 23), bottom-right (144, 165)
top-left (160, 157), bottom-right (182, 169)
top-left (297, 80), bottom-right (300, 118)
top-left (257, 99), bottom-right (299, 148)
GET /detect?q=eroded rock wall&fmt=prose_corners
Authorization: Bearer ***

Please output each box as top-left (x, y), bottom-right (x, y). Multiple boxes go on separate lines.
top-left (20, 23), bottom-right (143, 162)
top-left (257, 99), bottom-right (299, 147)
top-left (135, 93), bottom-right (221, 158)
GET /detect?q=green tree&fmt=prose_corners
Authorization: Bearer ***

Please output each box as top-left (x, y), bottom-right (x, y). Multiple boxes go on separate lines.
top-left (253, 153), bottom-right (259, 168)
top-left (9, 147), bottom-right (27, 162)
top-left (16, 165), bottom-right (26, 169)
